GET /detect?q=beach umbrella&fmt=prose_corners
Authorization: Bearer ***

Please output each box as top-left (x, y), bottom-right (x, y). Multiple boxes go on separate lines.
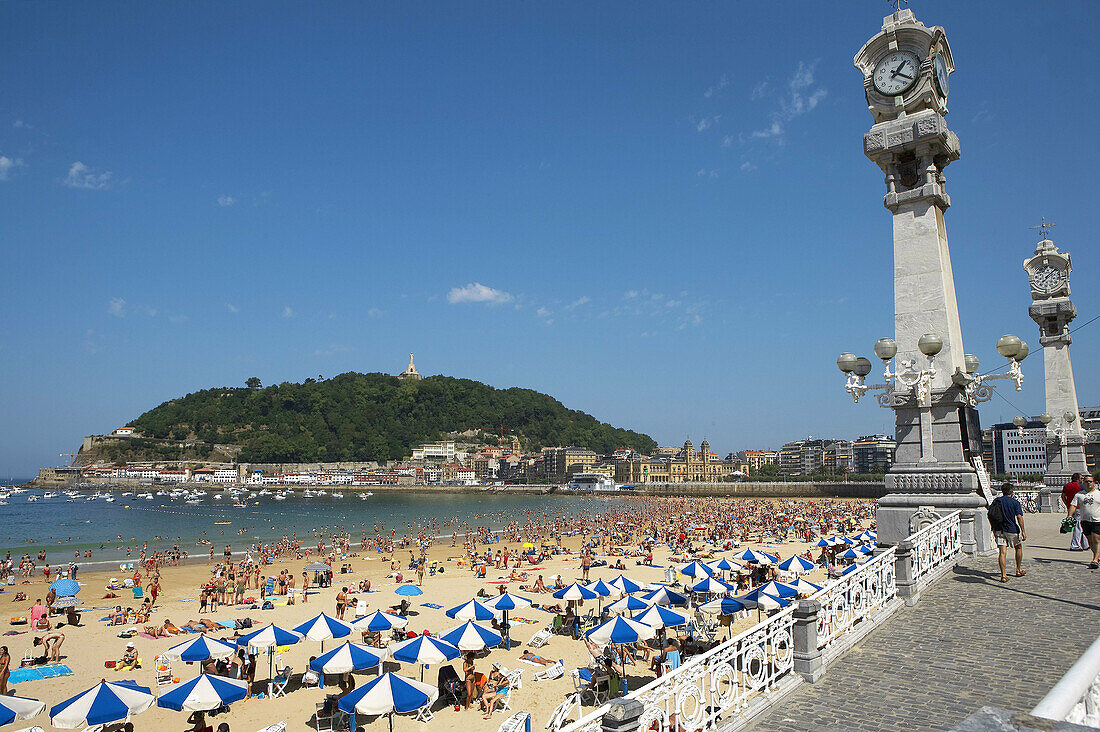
top-left (51, 597), bottom-right (82, 609)
top-left (445, 599), bottom-right (500, 622)
top-left (867, 531), bottom-right (877, 540)
top-left (736, 549), bottom-right (777, 565)
top-left (789, 578), bottom-right (823, 596)
top-left (583, 579), bottom-right (614, 597)
top-left (752, 581), bottom-right (799, 599)
top-left (640, 587), bottom-right (689, 607)
top-left (338, 672), bottom-right (439, 732)
top-left (841, 563), bottom-right (861, 576)
top-left (236, 624), bottom-right (303, 650)
top-left (303, 561), bottom-right (330, 572)
top-left (585, 616), bottom-right (656, 645)
top-left (389, 635), bottom-right (461, 681)
top-left (855, 531), bottom-right (875, 542)
top-left (483, 593), bottom-right (533, 612)
top-left (50, 680), bottom-right (154, 729)
top-left (838, 536), bottom-right (858, 546)
top-left (737, 591), bottom-right (787, 612)
top-left (352, 611), bottom-right (408, 633)
top-left (440, 621), bottom-right (503, 652)
top-left (293, 613), bottom-right (354, 650)
top-left (49, 578), bottom-right (80, 597)
top-left (678, 561), bottom-right (714, 579)
top-left (608, 575), bottom-right (644, 594)
top-left (165, 634), bottom-right (238, 663)
top-left (858, 544), bottom-right (876, 555)
top-left (552, 583), bottom-right (598, 602)
top-left (0, 695), bottom-right (45, 727)
top-left (815, 537), bottom-right (833, 548)
top-left (838, 548), bottom-right (863, 561)
top-left (605, 595), bottom-right (649, 614)
top-left (309, 642), bottom-right (386, 676)
top-left (777, 556), bottom-right (816, 573)
top-left (688, 576), bottom-right (736, 595)
top-left (698, 597), bottom-right (748, 616)
top-left (706, 558), bottom-right (740, 574)
top-left (156, 674), bottom-right (247, 712)
top-left (394, 585), bottom-right (423, 597)
top-left (631, 604), bottom-right (689, 631)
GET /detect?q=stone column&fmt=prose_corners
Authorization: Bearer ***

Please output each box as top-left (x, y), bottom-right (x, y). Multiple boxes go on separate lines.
top-left (894, 540), bottom-right (919, 606)
top-left (792, 599), bottom-right (825, 682)
top-left (601, 699), bottom-right (643, 732)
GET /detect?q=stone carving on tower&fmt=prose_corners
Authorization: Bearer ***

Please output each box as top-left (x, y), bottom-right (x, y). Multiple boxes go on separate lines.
top-left (1023, 225), bottom-right (1091, 485)
top-left (837, 7), bottom-right (1030, 554)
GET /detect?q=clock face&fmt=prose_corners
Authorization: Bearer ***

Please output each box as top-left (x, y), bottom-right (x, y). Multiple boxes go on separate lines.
top-left (873, 51), bottom-right (921, 96)
top-left (1032, 266), bottom-right (1066, 294)
top-left (933, 52), bottom-right (949, 97)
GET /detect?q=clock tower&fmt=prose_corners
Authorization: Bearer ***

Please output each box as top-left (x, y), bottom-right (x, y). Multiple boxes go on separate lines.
top-left (1023, 231), bottom-right (1089, 484)
top-left (854, 9), bottom-right (994, 553)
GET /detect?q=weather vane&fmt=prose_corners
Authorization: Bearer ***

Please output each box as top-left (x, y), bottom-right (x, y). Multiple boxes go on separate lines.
top-left (1030, 217), bottom-right (1056, 240)
top-left (888, 0), bottom-right (909, 12)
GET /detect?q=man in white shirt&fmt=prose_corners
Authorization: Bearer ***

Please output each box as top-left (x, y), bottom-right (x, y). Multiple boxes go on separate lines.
top-left (1068, 474), bottom-right (1100, 569)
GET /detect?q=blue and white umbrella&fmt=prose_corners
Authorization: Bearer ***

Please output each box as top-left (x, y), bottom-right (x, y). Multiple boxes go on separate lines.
top-left (698, 597), bottom-right (748, 616)
top-left (552, 583), bottom-right (598, 602)
top-left (777, 555), bottom-right (815, 573)
top-left (50, 680), bottom-right (154, 729)
top-left (789, 578), bottom-right (823, 596)
top-left (236, 624), bottom-right (303, 650)
top-left (445, 599), bottom-right (501, 622)
top-left (608, 575), bottom-right (644, 594)
top-left (352, 611), bottom-right (409, 634)
top-left (309, 642), bottom-right (386, 675)
top-left (483, 593), bottom-right (533, 612)
top-left (859, 544), bottom-right (876, 555)
top-left (838, 548), bottom-right (863, 561)
top-left (678, 561), bottom-right (714, 579)
top-left (0, 694), bottom-right (45, 727)
top-left (689, 576), bottom-right (736, 595)
top-left (752, 581), bottom-right (799, 599)
top-left (583, 579), bottom-right (615, 597)
top-left (815, 537), bottom-right (834, 548)
top-left (156, 674), bottom-right (247, 712)
top-left (585, 616), bottom-right (656, 645)
top-left (389, 635), bottom-right (460, 666)
top-left (605, 595), bottom-right (649, 614)
top-left (841, 563), bottom-right (861, 576)
top-left (640, 587), bottom-right (689, 607)
top-left (165, 634), bottom-right (238, 662)
top-left (856, 531), bottom-right (875, 542)
top-left (736, 591), bottom-right (787, 611)
top-left (51, 596), bottom-right (82, 609)
top-left (293, 613), bottom-right (354, 643)
top-left (440, 621), bottom-right (503, 652)
top-left (737, 549), bottom-right (777, 565)
top-left (838, 536), bottom-right (858, 546)
top-left (49, 578), bottom-right (80, 597)
top-left (706, 558), bottom-right (740, 574)
top-left (631, 604), bottom-right (689, 631)
top-left (338, 672), bottom-right (438, 728)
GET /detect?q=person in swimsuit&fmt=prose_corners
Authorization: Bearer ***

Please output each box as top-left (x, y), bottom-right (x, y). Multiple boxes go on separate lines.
top-left (463, 651), bottom-right (477, 710)
top-left (0, 646), bottom-right (10, 695)
top-left (335, 587), bottom-right (348, 620)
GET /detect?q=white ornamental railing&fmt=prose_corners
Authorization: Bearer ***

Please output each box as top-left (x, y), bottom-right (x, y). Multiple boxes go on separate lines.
top-left (558, 605), bottom-right (797, 732)
top-left (810, 546), bottom-right (897, 651)
top-left (908, 510), bottom-right (962, 586)
top-left (1032, 634), bottom-right (1100, 728)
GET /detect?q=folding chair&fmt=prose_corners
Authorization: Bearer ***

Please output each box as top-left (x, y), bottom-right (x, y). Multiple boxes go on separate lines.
top-left (545, 694), bottom-right (580, 731)
top-left (154, 654), bottom-right (173, 686)
top-left (270, 666), bottom-right (292, 698)
top-left (527, 628), bottom-right (552, 648)
top-left (255, 724), bottom-right (286, 732)
top-left (314, 702), bottom-right (335, 732)
top-left (505, 668), bottom-right (523, 691)
top-left (355, 598), bottom-right (367, 617)
top-left (533, 660), bottom-right (564, 681)
top-left (660, 650), bottom-right (681, 676)
top-left (498, 712), bottom-right (531, 732)
top-left (414, 703), bottom-right (434, 722)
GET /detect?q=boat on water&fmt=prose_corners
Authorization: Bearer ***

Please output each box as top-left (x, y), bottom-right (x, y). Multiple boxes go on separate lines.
top-left (232, 501), bottom-right (247, 508)
top-left (27, 495), bottom-right (38, 502)
top-left (41, 491), bottom-right (56, 499)
top-left (274, 494), bottom-right (286, 501)
top-left (331, 492), bottom-right (343, 499)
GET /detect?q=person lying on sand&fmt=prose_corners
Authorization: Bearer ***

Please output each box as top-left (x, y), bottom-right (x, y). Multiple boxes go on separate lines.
top-left (519, 651), bottom-right (556, 666)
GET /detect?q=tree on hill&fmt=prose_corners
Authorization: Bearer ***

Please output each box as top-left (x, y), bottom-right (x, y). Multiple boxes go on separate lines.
top-left (130, 372), bottom-right (657, 463)
top-left (245, 377), bottom-right (262, 389)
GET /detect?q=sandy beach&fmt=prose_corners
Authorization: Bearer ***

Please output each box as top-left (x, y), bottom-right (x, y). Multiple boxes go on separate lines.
top-left (1, 497), bottom-right (871, 732)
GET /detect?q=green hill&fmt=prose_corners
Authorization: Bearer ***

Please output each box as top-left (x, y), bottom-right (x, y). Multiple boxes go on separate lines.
top-left (130, 372), bottom-right (657, 463)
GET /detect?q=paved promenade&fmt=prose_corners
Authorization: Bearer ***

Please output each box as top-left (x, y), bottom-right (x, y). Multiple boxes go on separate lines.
top-left (747, 513), bottom-right (1099, 732)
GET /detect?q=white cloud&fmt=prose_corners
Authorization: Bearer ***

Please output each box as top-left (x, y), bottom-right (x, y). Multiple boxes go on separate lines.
top-left (694, 115), bottom-right (720, 132)
top-left (740, 161), bottom-right (757, 172)
top-left (366, 308), bottom-right (383, 319)
top-left (566, 296), bottom-right (590, 310)
top-left (168, 314), bottom-right (188, 323)
top-left (703, 74), bottom-right (729, 99)
top-left (624, 290), bottom-right (639, 300)
top-left (696, 168), bottom-right (719, 178)
top-left (226, 303), bottom-right (239, 313)
top-left (536, 306), bottom-right (551, 318)
top-left (0, 154), bottom-right (23, 181)
top-left (65, 161), bottom-right (114, 190)
top-left (217, 195), bottom-right (236, 207)
top-left (107, 297), bottom-right (127, 317)
top-left (751, 121), bottom-right (783, 139)
top-left (282, 306), bottom-right (294, 318)
top-left (747, 61), bottom-right (827, 144)
top-left (721, 135), bottom-right (735, 148)
top-left (446, 282), bottom-right (513, 305)
top-left (750, 81), bottom-right (770, 100)
top-left (13, 120), bottom-right (30, 129)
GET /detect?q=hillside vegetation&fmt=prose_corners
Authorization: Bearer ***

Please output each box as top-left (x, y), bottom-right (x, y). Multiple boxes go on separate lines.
top-left (130, 372), bottom-right (657, 463)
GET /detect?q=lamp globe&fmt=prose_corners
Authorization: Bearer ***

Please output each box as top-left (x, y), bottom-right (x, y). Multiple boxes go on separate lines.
top-left (874, 338), bottom-right (898, 361)
top-left (918, 333), bottom-right (943, 357)
top-left (837, 353), bottom-right (858, 373)
top-left (996, 335), bottom-right (1022, 359)
top-left (963, 354), bottom-right (980, 374)
top-left (854, 357), bottom-right (873, 377)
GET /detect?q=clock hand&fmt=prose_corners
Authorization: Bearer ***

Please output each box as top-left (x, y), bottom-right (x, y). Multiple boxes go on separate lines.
top-left (895, 71), bottom-right (913, 80)
top-left (891, 61), bottom-right (906, 77)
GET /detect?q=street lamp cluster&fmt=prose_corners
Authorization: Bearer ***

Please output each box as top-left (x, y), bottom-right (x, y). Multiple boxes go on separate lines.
top-left (837, 332), bottom-right (1028, 408)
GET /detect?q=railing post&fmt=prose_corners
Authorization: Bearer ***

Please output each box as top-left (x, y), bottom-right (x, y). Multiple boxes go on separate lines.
top-left (793, 599), bottom-right (825, 682)
top-left (600, 699), bottom-right (643, 732)
top-left (1038, 486), bottom-right (1060, 514)
top-left (894, 539), bottom-right (919, 606)
top-left (959, 510), bottom-right (978, 556)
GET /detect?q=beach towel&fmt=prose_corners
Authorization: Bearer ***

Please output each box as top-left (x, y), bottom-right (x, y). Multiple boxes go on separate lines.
top-left (420, 603), bottom-right (443, 610)
top-left (8, 663), bottom-right (73, 684)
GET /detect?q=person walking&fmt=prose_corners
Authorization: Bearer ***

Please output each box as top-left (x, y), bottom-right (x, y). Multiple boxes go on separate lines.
top-left (1062, 473), bottom-right (1086, 550)
top-left (1067, 474), bottom-right (1100, 569)
top-left (990, 482), bottom-right (1026, 583)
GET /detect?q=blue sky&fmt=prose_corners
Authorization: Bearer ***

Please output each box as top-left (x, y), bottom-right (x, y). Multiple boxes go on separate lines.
top-left (2, 1), bottom-right (1098, 477)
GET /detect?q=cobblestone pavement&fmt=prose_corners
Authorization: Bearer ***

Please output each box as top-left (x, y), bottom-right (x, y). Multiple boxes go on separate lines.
top-left (746, 513), bottom-right (1100, 732)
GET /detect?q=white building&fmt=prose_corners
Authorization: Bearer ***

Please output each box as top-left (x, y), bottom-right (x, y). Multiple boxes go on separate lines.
top-left (1000, 427), bottom-right (1048, 475)
top-left (212, 468), bottom-right (239, 483)
top-left (411, 441), bottom-right (456, 462)
top-left (159, 470), bottom-right (188, 483)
